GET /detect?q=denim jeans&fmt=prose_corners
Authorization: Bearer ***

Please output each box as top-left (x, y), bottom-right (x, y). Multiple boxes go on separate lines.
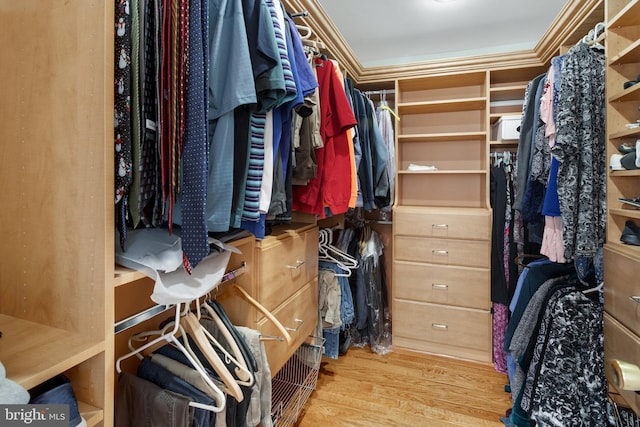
top-left (29, 375), bottom-right (83, 427)
top-left (322, 327), bottom-right (340, 359)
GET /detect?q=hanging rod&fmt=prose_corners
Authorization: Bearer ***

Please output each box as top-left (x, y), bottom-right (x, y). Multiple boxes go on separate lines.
top-left (290, 10), bottom-right (309, 18)
top-left (363, 89), bottom-right (395, 95)
top-left (114, 262), bottom-right (248, 334)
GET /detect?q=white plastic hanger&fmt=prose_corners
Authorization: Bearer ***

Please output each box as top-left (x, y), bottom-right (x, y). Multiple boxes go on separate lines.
top-left (318, 228), bottom-right (358, 277)
top-left (115, 303), bottom-right (227, 412)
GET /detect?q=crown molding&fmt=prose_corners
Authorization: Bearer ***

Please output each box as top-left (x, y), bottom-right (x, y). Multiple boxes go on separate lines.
top-left (534, 0), bottom-right (604, 63)
top-left (282, 0), bottom-right (604, 85)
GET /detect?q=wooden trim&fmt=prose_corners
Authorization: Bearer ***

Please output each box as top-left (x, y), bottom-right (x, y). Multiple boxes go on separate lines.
top-left (282, 0), bottom-right (604, 85)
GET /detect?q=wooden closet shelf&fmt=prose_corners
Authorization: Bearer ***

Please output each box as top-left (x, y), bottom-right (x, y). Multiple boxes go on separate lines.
top-left (77, 402), bottom-right (103, 426)
top-left (489, 86), bottom-right (527, 102)
top-left (0, 314), bottom-right (104, 390)
top-left (398, 169), bottom-right (488, 175)
top-left (397, 98), bottom-right (486, 114)
top-left (604, 242), bottom-right (640, 260)
top-left (608, 0), bottom-right (640, 28)
top-left (609, 38), bottom-right (640, 65)
top-left (490, 140), bottom-right (519, 147)
top-left (610, 169), bottom-right (640, 177)
top-left (609, 127), bottom-right (640, 140)
top-left (114, 265), bottom-right (148, 287)
top-left (610, 207), bottom-right (640, 220)
top-left (608, 83), bottom-right (640, 103)
top-left (397, 132), bottom-right (486, 142)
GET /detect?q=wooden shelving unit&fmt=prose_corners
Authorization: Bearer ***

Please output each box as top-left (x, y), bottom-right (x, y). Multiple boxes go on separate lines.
top-left (603, 0), bottom-right (640, 416)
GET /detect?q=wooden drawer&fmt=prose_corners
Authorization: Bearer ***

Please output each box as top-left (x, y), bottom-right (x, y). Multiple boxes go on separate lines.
top-left (259, 279), bottom-right (318, 376)
top-left (393, 261), bottom-right (490, 310)
top-left (256, 226), bottom-right (318, 312)
top-left (604, 312), bottom-right (640, 415)
top-left (392, 299), bottom-right (491, 363)
top-left (604, 246), bottom-right (640, 337)
top-left (395, 235), bottom-right (490, 268)
top-left (394, 206), bottom-right (490, 240)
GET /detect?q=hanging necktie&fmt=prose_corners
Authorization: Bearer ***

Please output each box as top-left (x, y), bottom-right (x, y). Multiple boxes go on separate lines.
top-left (115, 0), bottom-right (134, 250)
top-left (138, 0), bottom-right (161, 227)
top-left (129, 0), bottom-right (142, 228)
top-left (181, 0), bottom-right (210, 272)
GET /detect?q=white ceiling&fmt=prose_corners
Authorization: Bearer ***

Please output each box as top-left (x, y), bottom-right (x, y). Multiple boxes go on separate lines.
top-left (316, 0), bottom-right (570, 67)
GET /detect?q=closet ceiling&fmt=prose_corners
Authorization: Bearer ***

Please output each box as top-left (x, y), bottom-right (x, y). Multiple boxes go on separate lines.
top-left (315, 0), bottom-right (570, 67)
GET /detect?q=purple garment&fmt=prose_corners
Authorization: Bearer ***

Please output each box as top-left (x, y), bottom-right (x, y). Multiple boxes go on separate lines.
top-left (493, 302), bottom-right (509, 374)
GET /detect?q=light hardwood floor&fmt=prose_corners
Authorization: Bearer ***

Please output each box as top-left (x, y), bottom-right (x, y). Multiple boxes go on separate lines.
top-left (294, 346), bottom-right (512, 427)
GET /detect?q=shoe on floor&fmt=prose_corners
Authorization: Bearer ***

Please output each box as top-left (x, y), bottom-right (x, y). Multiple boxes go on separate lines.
top-left (620, 220), bottom-right (640, 246)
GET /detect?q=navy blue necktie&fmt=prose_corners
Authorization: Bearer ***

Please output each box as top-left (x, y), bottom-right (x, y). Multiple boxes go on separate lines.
top-left (181, 0), bottom-right (209, 271)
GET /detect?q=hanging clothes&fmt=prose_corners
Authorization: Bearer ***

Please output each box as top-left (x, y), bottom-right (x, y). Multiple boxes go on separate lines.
top-left (376, 97), bottom-right (396, 211)
top-left (292, 57), bottom-right (357, 217)
top-left (552, 42), bottom-right (606, 261)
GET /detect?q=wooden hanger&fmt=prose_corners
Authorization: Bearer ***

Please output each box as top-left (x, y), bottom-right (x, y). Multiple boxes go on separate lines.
top-left (180, 312), bottom-right (245, 402)
top-left (198, 300), bottom-right (254, 386)
top-left (226, 284), bottom-right (293, 345)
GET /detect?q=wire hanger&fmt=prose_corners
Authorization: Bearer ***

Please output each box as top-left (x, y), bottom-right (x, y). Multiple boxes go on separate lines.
top-left (115, 302), bottom-right (227, 413)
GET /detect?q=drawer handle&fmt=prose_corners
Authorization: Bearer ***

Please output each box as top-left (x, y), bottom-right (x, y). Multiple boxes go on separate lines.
top-left (629, 296), bottom-right (640, 305)
top-left (286, 260), bottom-right (305, 269)
top-left (432, 224), bottom-right (449, 229)
top-left (432, 250), bottom-right (448, 256)
top-left (432, 283), bottom-right (449, 290)
top-left (431, 323), bottom-right (448, 331)
top-left (611, 359), bottom-right (640, 391)
top-left (285, 318), bottom-right (304, 332)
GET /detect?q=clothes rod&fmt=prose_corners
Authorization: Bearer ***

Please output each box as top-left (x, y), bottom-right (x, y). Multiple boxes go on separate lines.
top-left (114, 262), bottom-right (248, 334)
top-left (291, 10), bottom-right (309, 18)
top-left (363, 89), bottom-right (395, 95)
top-left (115, 304), bottom-right (173, 334)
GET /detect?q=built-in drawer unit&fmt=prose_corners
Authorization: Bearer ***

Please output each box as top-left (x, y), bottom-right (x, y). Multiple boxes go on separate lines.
top-left (394, 206), bottom-right (491, 240)
top-left (259, 280), bottom-right (318, 375)
top-left (604, 246), bottom-right (640, 338)
top-left (393, 299), bottom-right (492, 363)
top-left (395, 236), bottom-right (490, 268)
top-left (256, 225), bottom-right (318, 315)
top-left (393, 261), bottom-right (490, 310)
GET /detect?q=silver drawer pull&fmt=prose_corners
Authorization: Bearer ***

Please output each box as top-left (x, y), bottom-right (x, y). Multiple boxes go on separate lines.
top-left (629, 296), bottom-right (640, 305)
top-left (432, 224), bottom-right (449, 229)
top-left (432, 323), bottom-right (448, 331)
top-left (432, 250), bottom-right (448, 255)
top-left (286, 260), bottom-right (305, 269)
top-left (432, 283), bottom-right (449, 290)
top-left (285, 318), bottom-right (304, 332)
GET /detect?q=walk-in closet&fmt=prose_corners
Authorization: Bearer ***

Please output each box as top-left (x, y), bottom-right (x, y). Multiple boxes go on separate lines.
top-left (1, 0), bottom-right (639, 426)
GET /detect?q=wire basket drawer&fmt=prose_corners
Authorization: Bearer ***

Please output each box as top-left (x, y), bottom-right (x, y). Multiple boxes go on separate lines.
top-left (271, 336), bottom-right (324, 427)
